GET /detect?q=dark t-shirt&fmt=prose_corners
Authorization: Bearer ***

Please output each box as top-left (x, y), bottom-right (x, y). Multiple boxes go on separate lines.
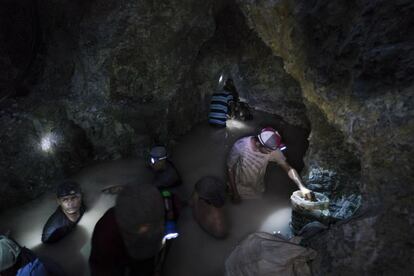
top-left (89, 208), bottom-right (155, 276)
top-left (41, 205), bottom-right (85, 244)
top-left (153, 161), bottom-right (181, 189)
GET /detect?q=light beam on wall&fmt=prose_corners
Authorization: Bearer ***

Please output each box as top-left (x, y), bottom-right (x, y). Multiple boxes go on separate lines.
top-left (226, 119), bottom-right (246, 130)
top-left (40, 132), bottom-right (58, 152)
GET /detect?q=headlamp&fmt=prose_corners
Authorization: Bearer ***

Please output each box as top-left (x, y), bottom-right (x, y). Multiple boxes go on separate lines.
top-left (164, 220), bottom-right (179, 240)
top-left (150, 156), bottom-right (167, 164)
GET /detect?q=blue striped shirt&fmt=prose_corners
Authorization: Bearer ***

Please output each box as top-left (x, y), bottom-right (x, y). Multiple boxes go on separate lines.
top-left (209, 90), bottom-right (234, 126)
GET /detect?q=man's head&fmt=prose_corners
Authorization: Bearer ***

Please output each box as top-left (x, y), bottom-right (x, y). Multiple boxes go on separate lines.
top-left (115, 183), bottom-right (164, 260)
top-left (256, 127), bottom-right (286, 154)
top-left (149, 146), bottom-right (168, 171)
top-left (224, 78), bottom-right (235, 91)
top-left (56, 180), bottom-right (82, 218)
top-left (0, 236), bottom-right (20, 272)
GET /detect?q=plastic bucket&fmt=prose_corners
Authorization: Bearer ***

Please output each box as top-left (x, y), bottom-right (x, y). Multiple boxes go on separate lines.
top-left (290, 190), bottom-right (329, 212)
top-left (290, 190), bottom-right (330, 234)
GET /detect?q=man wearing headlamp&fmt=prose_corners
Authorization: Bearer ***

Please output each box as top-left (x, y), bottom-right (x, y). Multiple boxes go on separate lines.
top-left (227, 127), bottom-right (315, 203)
top-left (149, 146), bottom-right (181, 189)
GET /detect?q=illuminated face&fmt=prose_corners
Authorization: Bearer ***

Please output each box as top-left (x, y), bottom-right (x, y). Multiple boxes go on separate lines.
top-left (58, 194), bottom-right (82, 215)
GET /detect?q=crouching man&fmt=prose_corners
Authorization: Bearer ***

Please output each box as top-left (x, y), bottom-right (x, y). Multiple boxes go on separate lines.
top-left (149, 146), bottom-right (181, 189)
top-left (42, 180), bottom-right (85, 243)
top-left (89, 183), bottom-right (167, 276)
top-left (227, 127), bottom-right (315, 203)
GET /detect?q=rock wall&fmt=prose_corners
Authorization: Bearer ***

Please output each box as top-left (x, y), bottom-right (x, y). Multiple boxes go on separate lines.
top-left (1, 0), bottom-right (310, 213)
top-left (237, 0), bottom-right (414, 274)
top-left (193, 3), bottom-right (309, 128)
top-left (1, 1), bottom-right (412, 273)
top-left (0, 0), bottom-right (217, 212)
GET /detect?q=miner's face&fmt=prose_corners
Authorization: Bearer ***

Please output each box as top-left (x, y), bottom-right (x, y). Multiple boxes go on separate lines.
top-left (58, 194), bottom-right (82, 215)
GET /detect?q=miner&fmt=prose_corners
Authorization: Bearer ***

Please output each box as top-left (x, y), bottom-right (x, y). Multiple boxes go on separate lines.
top-left (41, 180), bottom-right (85, 243)
top-left (227, 127), bottom-right (315, 203)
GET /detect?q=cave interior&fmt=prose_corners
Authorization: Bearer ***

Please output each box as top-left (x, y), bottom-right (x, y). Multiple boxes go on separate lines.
top-left (0, 0), bottom-right (413, 275)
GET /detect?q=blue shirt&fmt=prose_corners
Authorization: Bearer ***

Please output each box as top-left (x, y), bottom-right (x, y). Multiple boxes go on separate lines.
top-left (209, 90), bottom-right (234, 126)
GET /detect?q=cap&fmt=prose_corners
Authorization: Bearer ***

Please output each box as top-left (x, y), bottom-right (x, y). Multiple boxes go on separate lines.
top-left (195, 176), bottom-right (226, 207)
top-left (56, 180), bottom-right (81, 198)
top-left (257, 127), bottom-right (283, 150)
top-left (150, 146), bottom-right (167, 160)
top-left (0, 235), bottom-right (21, 271)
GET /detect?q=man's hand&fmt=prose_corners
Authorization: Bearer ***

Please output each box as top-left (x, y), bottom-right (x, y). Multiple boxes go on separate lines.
top-left (301, 188), bottom-right (317, 202)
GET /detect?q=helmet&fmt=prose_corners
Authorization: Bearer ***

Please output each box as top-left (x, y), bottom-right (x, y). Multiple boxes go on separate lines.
top-left (56, 179), bottom-right (81, 198)
top-left (150, 146), bottom-right (168, 164)
top-left (257, 127), bottom-right (286, 150)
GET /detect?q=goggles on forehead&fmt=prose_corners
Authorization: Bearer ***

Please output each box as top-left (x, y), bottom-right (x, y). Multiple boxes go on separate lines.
top-left (150, 156), bottom-right (167, 164)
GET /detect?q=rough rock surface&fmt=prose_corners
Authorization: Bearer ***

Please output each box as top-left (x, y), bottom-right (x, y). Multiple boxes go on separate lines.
top-left (0, 0), bottom-right (217, 212)
top-left (237, 0), bottom-right (414, 274)
top-left (304, 103), bottom-right (362, 220)
top-left (0, 99), bottom-right (93, 211)
top-left (0, 0), bottom-right (309, 212)
top-left (0, 0), bottom-right (413, 274)
top-left (193, 3), bottom-right (309, 128)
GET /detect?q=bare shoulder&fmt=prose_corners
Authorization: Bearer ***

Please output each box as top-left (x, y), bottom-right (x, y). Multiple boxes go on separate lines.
top-left (269, 149), bottom-right (287, 163)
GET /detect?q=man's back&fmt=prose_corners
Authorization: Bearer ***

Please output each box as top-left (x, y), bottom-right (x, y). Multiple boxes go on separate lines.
top-left (209, 90), bottom-right (233, 127)
top-left (227, 136), bottom-right (286, 199)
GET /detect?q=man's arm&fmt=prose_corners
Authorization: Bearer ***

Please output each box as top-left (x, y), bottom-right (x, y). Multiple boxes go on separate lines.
top-left (227, 142), bottom-right (243, 203)
top-left (279, 162), bottom-right (316, 201)
top-left (227, 165), bottom-right (241, 203)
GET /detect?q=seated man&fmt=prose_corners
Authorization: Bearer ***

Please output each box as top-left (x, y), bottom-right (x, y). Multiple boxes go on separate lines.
top-left (208, 78), bottom-right (235, 127)
top-left (191, 176), bottom-right (228, 238)
top-left (101, 146), bottom-right (180, 195)
top-left (41, 180), bottom-right (85, 243)
top-left (89, 183), bottom-right (166, 276)
top-left (227, 127), bottom-right (315, 202)
top-left (149, 146), bottom-right (181, 189)
top-left (0, 235), bottom-right (65, 276)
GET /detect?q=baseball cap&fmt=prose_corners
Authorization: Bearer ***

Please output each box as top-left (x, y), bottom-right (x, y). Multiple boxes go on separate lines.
top-left (257, 127), bottom-right (284, 150)
top-left (56, 180), bottom-right (81, 198)
top-left (150, 146), bottom-right (168, 164)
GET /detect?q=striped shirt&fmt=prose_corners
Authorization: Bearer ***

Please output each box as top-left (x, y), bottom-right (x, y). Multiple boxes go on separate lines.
top-left (209, 90), bottom-right (234, 126)
top-left (227, 136), bottom-right (286, 199)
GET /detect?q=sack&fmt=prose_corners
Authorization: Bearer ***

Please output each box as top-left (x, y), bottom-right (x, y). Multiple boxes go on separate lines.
top-left (225, 232), bottom-right (317, 276)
